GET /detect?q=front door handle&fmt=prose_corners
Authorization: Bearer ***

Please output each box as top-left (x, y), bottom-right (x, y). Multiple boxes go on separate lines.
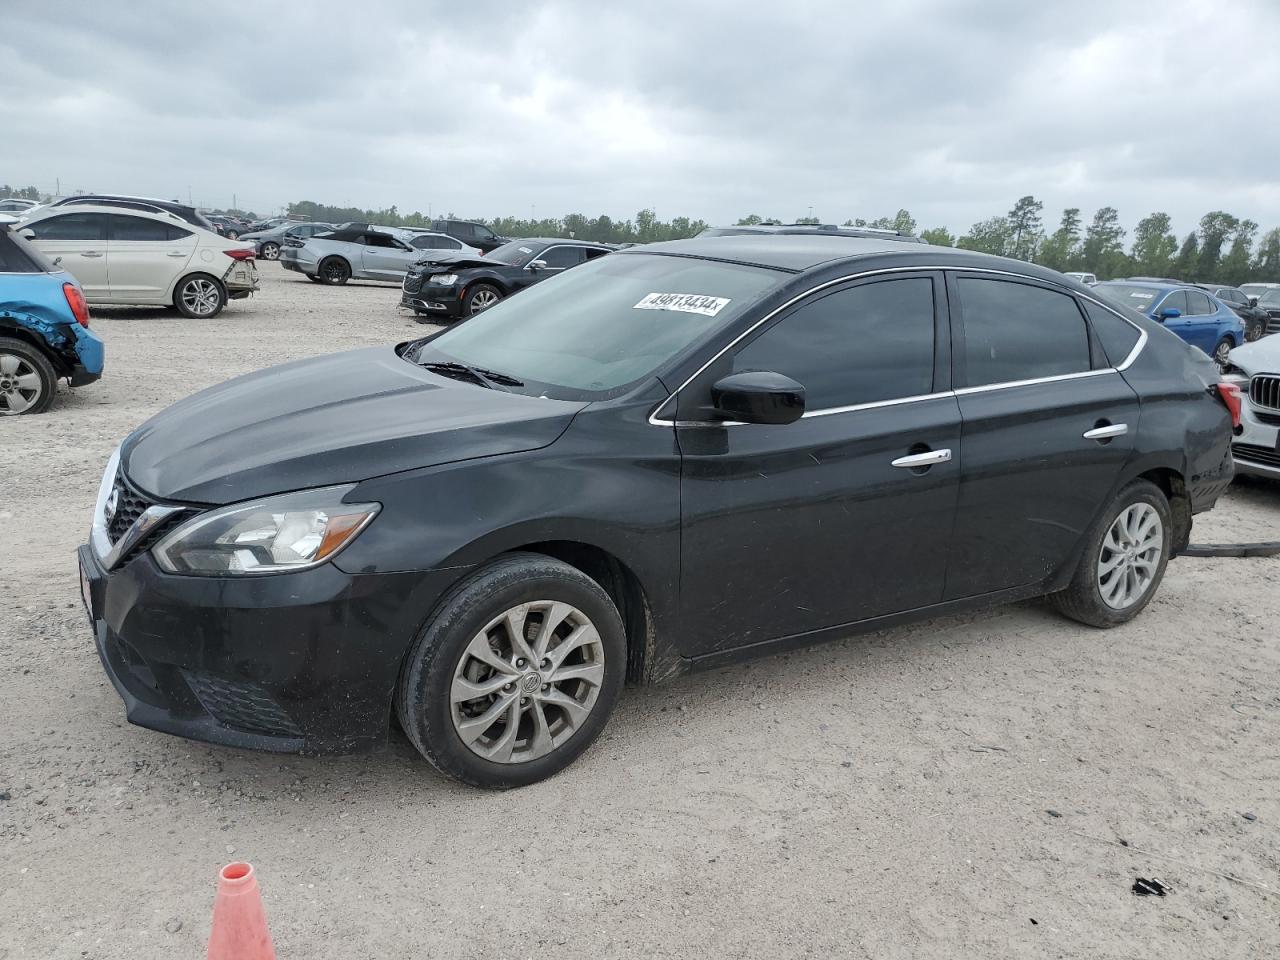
top-left (891, 448), bottom-right (952, 469)
top-left (80, 251), bottom-right (104, 258)
top-left (1083, 423), bottom-right (1128, 440)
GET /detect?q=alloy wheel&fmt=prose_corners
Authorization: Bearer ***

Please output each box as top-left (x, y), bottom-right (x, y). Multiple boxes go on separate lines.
top-left (450, 601), bottom-right (606, 764)
top-left (1097, 502), bottom-right (1163, 610)
top-left (1214, 339), bottom-right (1232, 367)
top-left (181, 278), bottom-right (222, 317)
top-left (469, 289), bottom-right (499, 313)
top-left (0, 353), bottom-right (43, 415)
top-left (262, 243), bottom-right (280, 260)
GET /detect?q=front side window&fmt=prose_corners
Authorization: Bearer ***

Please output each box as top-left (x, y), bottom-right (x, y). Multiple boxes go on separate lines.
top-left (956, 277), bottom-right (1091, 387)
top-left (411, 253), bottom-right (783, 399)
top-left (731, 277), bottom-right (936, 409)
top-left (1156, 290), bottom-right (1188, 316)
top-left (27, 213), bottom-right (108, 241)
top-left (539, 246), bottom-right (584, 269)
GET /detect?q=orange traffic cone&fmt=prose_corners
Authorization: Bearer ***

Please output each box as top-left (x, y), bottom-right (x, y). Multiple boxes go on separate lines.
top-left (207, 862), bottom-right (276, 960)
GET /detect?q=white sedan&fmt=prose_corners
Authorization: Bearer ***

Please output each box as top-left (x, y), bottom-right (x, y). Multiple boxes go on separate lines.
top-left (17, 204), bottom-right (258, 318)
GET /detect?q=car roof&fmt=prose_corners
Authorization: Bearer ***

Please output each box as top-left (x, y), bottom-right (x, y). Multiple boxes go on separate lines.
top-left (22, 203), bottom-right (194, 226)
top-left (1098, 279), bottom-right (1209, 294)
top-left (54, 194), bottom-right (197, 211)
top-left (699, 223), bottom-right (922, 243)
top-left (514, 237), bottom-right (615, 249)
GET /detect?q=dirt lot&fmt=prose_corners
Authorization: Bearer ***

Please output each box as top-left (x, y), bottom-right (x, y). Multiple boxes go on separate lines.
top-left (2, 264), bottom-right (1278, 959)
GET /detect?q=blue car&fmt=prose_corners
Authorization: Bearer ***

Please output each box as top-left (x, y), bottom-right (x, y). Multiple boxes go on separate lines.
top-left (0, 219), bottom-right (104, 415)
top-left (1094, 280), bottom-right (1244, 366)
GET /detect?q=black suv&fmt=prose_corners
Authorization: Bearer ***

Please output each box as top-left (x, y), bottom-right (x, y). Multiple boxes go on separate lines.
top-left (402, 237), bottom-right (614, 319)
top-left (48, 195), bottom-right (216, 233)
top-left (1193, 284), bottom-right (1269, 341)
top-left (431, 218), bottom-right (508, 253)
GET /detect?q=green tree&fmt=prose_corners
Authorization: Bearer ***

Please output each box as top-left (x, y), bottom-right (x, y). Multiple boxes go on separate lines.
top-left (1195, 211), bottom-right (1239, 280)
top-left (957, 217), bottom-right (1013, 255)
top-left (794, 215), bottom-right (821, 225)
top-left (1081, 207), bottom-right (1126, 278)
top-left (892, 209), bottom-right (917, 235)
top-left (1219, 220), bottom-right (1257, 286)
top-left (1253, 228), bottom-right (1280, 282)
top-left (736, 214), bottom-right (765, 226)
top-left (1037, 208), bottom-right (1083, 272)
top-left (920, 227), bottom-right (954, 247)
top-left (1006, 195), bottom-right (1044, 262)
top-left (1172, 232), bottom-right (1199, 280)
top-left (1130, 212), bottom-right (1178, 278)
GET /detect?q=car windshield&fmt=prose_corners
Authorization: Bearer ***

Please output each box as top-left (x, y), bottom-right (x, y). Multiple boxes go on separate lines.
top-left (1095, 284), bottom-right (1162, 311)
top-left (1258, 289), bottom-right (1280, 306)
top-left (409, 253), bottom-right (784, 399)
top-left (485, 241), bottom-right (543, 266)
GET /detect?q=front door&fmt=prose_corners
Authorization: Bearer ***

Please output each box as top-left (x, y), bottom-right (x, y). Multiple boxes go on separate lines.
top-left (676, 272), bottom-right (960, 658)
top-left (104, 213), bottom-right (197, 302)
top-left (944, 273), bottom-right (1140, 599)
top-left (25, 212), bottom-right (111, 299)
top-left (361, 234), bottom-right (415, 280)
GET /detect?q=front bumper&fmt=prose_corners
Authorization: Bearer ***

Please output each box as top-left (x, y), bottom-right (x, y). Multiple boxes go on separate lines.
top-left (400, 275), bottom-right (464, 317)
top-left (1232, 400), bottom-right (1280, 479)
top-left (78, 543), bottom-right (464, 754)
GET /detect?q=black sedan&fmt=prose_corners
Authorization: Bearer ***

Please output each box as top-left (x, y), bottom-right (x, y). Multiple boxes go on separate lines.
top-left (79, 235), bottom-right (1236, 788)
top-left (401, 238), bottom-right (614, 319)
top-left (1194, 284), bottom-right (1270, 341)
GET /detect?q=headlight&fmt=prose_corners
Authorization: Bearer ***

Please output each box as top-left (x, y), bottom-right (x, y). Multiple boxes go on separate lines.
top-left (152, 485), bottom-right (380, 576)
top-left (428, 273), bottom-right (458, 285)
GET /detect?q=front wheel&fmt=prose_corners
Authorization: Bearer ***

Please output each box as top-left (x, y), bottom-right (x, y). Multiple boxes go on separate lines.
top-left (317, 256), bottom-right (351, 285)
top-left (1049, 479), bottom-right (1172, 628)
top-left (1245, 318), bottom-right (1265, 342)
top-left (1213, 336), bottom-right (1233, 368)
top-left (395, 552), bottom-right (626, 788)
top-left (463, 283), bottom-right (502, 316)
top-left (260, 241), bottom-right (280, 260)
top-left (174, 274), bottom-right (226, 318)
top-left (0, 337), bottom-right (57, 416)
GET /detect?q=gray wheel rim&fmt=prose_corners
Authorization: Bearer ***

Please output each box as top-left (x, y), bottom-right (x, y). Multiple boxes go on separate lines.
top-left (181, 278), bottom-right (221, 316)
top-left (263, 243), bottom-right (279, 260)
top-left (469, 289), bottom-right (499, 313)
top-left (1098, 502), bottom-right (1162, 610)
top-left (0, 352), bottom-right (44, 415)
top-left (1215, 340), bottom-right (1231, 366)
top-left (450, 601), bottom-right (605, 764)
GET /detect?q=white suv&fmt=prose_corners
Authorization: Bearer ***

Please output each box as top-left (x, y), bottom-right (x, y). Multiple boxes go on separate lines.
top-left (17, 204), bottom-right (258, 318)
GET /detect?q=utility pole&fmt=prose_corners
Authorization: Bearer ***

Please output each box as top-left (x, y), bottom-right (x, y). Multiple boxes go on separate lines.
top-left (188, 186), bottom-right (193, 206)
top-left (56, 177), bottom-right (60, 195)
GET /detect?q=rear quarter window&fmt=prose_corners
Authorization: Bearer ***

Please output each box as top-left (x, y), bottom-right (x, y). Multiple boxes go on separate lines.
top-left (0, 228), bottom-right (54, 272)
top-left (1082, 301), bottom-right (1142, 367)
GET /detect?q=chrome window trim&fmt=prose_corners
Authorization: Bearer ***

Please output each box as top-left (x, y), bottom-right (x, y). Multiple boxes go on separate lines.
top-left (649, 265), bottom-right (1148, 427)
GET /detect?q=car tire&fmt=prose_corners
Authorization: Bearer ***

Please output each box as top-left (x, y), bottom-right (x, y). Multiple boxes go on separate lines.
top-left (317, 256), bottom-right (351, 285)
top-left (1049, 479), bottom-right (1172, 628)
top-left (463, 283), bottom-right (502, 316)
top-left (1213, 336), bottom-right (1233, 368)
top-left (260, 242), bottom-right (280, 261)
top-left (173, 274), bottom-right (227, 318)
top-left (0, 337), bottom-right (57, 416)
top-left (1246, 318), bottom-right (1264, 342)
top-left (395, 551), bottom-right (627, 789)
top-left (306, 275), bottom-right (324, 283)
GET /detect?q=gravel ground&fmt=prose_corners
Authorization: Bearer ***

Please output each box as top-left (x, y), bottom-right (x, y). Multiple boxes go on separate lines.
top-left (2, 264), bottom-right (1278, 959)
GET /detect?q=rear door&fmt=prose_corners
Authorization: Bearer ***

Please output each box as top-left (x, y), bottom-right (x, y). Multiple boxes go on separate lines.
top-left (1180, 290), bottom-right (1220, 354)
top-left (105, 214), bottom-right (196, 302)
top-left (24, 213), bottom-right (111, 298)
top-left (944, 273), bottom-right (1140, 599)
top-left (677, 272), bottom-right (961, 656)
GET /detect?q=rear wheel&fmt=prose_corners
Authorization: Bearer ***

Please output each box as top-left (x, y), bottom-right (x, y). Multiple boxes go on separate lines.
top-left (1050, 479), bottom-right (1171, 628)
top-left (174, 274), bottom-right (226, 318)
top-left (463, 283), bottom-right (502, 316)
top-left (396, 552), bottom-right (626, 788)
top-left (0, 338), bottom-right (56, 416)
top-left (1245, 317), bottom-right (1265, 342)
top-left (317, 256), bottom-right (351, 285)
top-left (1213, 336), bottom-right (1233, 368)
top-left (260, 241), bottom-right (280, 260)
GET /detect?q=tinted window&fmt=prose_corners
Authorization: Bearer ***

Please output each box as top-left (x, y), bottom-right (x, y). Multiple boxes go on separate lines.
top-left (1082, 301), bottom-right (1141, 367)
top-left (1157, 290), bottom-right (1188, 316)
top-left (27, 213), bottom-right (108, 241)
top-left (109, 215), bottom-right (190, 241)
top-left (584, 247), bottom-right (610, 261)
top-left (474, 224), bottom-right (495, 240)
top-left (957, 277), bottom-right (1090, 387)
top-left (540, 246), bottom-right (585, 269)
top-left (364, 233), bottom-right (401, 249)
top-left (1217, 288), bottom-right (1242, 304)
top-left (1185, 291), bottom-right (1214, 316)
top-left (732, 278), bottom-right (935, 408)
top-left (0, 229), bottom-right (51, 272)
top-left (453, 222), bottom-right (476, 238)
top-left (410, 235), bottom-right (448, 249)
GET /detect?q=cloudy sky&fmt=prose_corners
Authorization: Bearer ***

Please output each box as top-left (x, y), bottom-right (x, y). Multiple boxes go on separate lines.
top-left (4, 0), bottom-right (1279, 237)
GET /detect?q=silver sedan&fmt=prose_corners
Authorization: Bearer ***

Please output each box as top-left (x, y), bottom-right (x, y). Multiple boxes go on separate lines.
top-left (278, 226), bottom-right (481, 284)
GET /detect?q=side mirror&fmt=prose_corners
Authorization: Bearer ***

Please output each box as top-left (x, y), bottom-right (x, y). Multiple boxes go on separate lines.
top-left (1249, 297), bottom-right (1258, 307)
top-left (710, 371), bottom-right (806, 425)
top-left (1158, 308), bottom-right (1182, 321)
top-left (19, 228), bottom-right (35, 240)
top-left (528, 259), bottom-right (548, 271)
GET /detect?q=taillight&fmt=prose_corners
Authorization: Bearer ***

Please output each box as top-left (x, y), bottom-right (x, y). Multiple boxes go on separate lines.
top-left (224, 248), bottom-right (255, 261)
top-left (62, 282), bottom-right (90, 328)
top-left (1215, 382), bottom-right (1243, 430)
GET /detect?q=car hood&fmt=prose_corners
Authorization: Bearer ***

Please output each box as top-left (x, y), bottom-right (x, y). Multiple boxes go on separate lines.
top-left (411, 252), bottom-right (495, 270)
top-left (121, 345), bottom-right (586, 504)
top-left (1229, 336), bottom-right (1280, 376)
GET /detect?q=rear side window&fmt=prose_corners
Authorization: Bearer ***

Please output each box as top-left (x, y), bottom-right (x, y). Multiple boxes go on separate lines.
top-left (1185, 291), bottom-right (1214, 316)
top-left (0, 228), bottom-right (52, 272)
top-left (1082, 301), bottom-right (1141, 367)
top-left (108, 215), bottom-right (191, 241)
top-left (26, 213), bottom-right (108, 241)
top-left (584, 247), bottom-right (610, 261)
top-left (732, 277), bottom-right (936, 409)
top-left (956, 277), bottom-right (1091, 387)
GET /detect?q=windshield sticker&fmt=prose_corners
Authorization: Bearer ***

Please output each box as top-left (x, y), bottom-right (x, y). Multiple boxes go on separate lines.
top-left (1128, 291), bottom-right (1155, 299)
top-left (518, 246), bottom-right (533, 254)
top-left (634, 292), bottom-right (731, 317)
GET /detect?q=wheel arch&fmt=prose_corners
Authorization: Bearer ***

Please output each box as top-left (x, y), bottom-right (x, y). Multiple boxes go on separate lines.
top-left (0, 320), bottom-right (69, 375)
top-left (170, 270), bottom-right (227, 307)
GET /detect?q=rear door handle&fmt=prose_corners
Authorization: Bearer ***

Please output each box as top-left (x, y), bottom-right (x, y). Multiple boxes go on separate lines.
top-left (80, 251), bottom-right (104, 258)
top-left (891, 448), bottom-right (952, 468)
top-left (166, 251), bottom-right (188, 258)
top-left (1083, 423), bottom-right (1128, 440)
